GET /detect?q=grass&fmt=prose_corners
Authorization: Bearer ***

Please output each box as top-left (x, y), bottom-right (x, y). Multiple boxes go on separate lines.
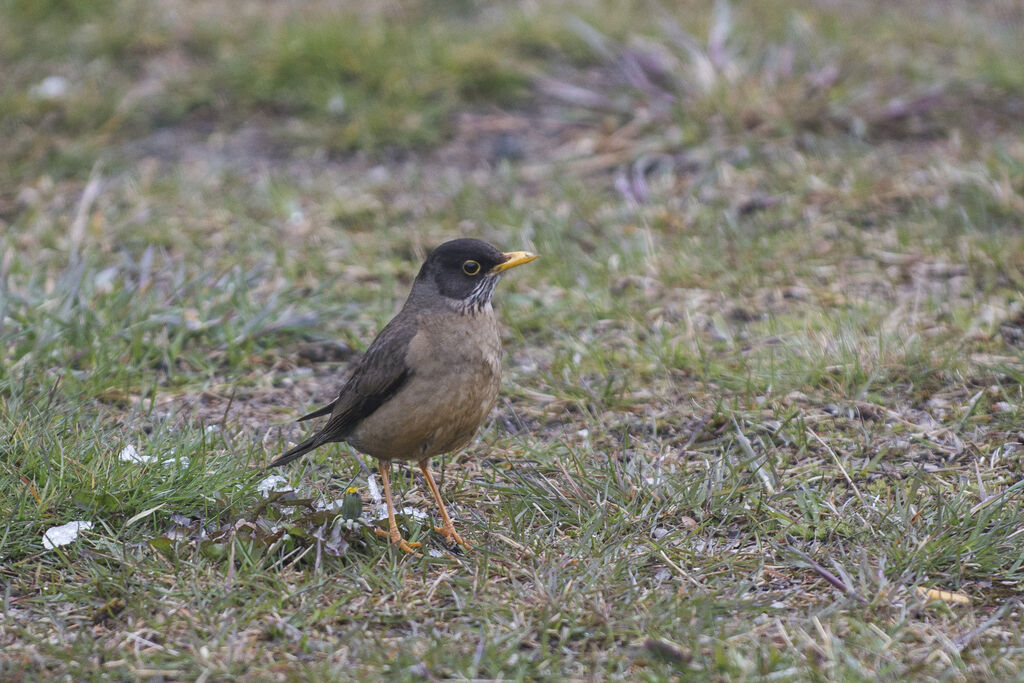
top-left (3, 0), bottom-right (1024, 679)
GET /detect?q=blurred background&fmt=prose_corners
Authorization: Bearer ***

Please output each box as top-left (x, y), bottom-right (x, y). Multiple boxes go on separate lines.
top-left (5, 0), bottom-right (1022, 249)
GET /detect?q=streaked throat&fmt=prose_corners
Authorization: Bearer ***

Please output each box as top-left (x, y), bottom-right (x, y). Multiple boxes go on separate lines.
top-left (455, 274), bottom-right (501, 315)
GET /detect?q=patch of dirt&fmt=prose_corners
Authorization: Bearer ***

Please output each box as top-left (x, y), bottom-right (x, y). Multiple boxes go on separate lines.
top-left (143, 346), bottom-right (351, 457)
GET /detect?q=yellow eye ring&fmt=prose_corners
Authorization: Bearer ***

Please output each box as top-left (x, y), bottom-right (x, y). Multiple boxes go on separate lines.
top-left (462, 260), bottom-right (481, 276)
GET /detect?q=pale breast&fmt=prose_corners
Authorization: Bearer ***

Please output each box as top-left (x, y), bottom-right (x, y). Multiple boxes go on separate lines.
top-left (346, 308), bottom-right (502, 461)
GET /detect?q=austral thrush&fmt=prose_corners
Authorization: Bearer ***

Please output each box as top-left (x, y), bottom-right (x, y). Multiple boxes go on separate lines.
top-left (269, 239), bottom-right (537, 553)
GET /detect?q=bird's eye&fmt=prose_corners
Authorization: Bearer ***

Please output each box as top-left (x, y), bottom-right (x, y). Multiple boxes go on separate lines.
top-left (462, 260), bottom-right (481, 276)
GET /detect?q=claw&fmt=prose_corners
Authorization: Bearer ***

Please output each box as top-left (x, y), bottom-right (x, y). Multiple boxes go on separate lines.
top-left (375, 526), bottom-right (422, 554)
top-left (399, 539), bottom-right (422, 554)
top-left (434, 522), bottom-right (471, 550)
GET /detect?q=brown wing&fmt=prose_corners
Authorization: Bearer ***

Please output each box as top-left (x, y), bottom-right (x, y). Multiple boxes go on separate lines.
top-left (318, 320), bottom-right (414, 440)
top-left (268, 311), bottom-right (416, 468)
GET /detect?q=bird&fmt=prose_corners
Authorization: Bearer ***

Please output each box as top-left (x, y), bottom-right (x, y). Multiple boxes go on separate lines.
top-left (268, 238), bottom-right (538, 553)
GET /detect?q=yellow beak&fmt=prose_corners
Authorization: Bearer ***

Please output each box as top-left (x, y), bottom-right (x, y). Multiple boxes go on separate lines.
top-left (491, 251), bottom-right (539, 274)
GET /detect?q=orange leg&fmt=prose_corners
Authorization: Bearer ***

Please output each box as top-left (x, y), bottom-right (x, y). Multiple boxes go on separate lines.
top-left (419, 460), bottom-right (471, 549)
top-left (373, 460), bottom-right (421, 554)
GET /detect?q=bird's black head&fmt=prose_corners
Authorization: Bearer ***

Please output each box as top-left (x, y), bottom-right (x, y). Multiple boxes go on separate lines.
top-left (413, 238), bottom-right (537, 313)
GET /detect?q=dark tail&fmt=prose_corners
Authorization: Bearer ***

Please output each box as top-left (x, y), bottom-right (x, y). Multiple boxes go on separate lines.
top-left (267, 400), bottom-right (337, 468)
top-left (298, 401), bottom-right (334, 422)
top-left (267, 433), bottom-right (323, 468)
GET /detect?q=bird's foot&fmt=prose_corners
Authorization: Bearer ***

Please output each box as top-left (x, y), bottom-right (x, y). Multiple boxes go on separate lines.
top-left (434, 522), bottom-right (471, 550)
top-left (375, 527), bottom-right (422, 555)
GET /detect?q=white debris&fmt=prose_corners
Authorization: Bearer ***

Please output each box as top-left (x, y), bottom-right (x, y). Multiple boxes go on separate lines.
top-left (399, 506), bottom-right (429, 522)
top-left (257, 474), bottom-right (290, 495)
top-left (93, 267), bottom-right (119, 294)
top-left (43, 521), bottom-right (93, 550)
top-left (118, 444), bottom-right (189, 468)
top-left (373, 506), bottom-right (429, 523)
top-left (316, 498), bottom-right (346, 512)
top-left (366, 166), bottom-right (390, 185)
top-left (119, 444), bottom-right (153, 464)
top-left (366, 473), bottom-right (383, 505)
top-left (326, 93), bottom-right (346, 116)
top-left (30, 76), bottom-right (70, 100)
